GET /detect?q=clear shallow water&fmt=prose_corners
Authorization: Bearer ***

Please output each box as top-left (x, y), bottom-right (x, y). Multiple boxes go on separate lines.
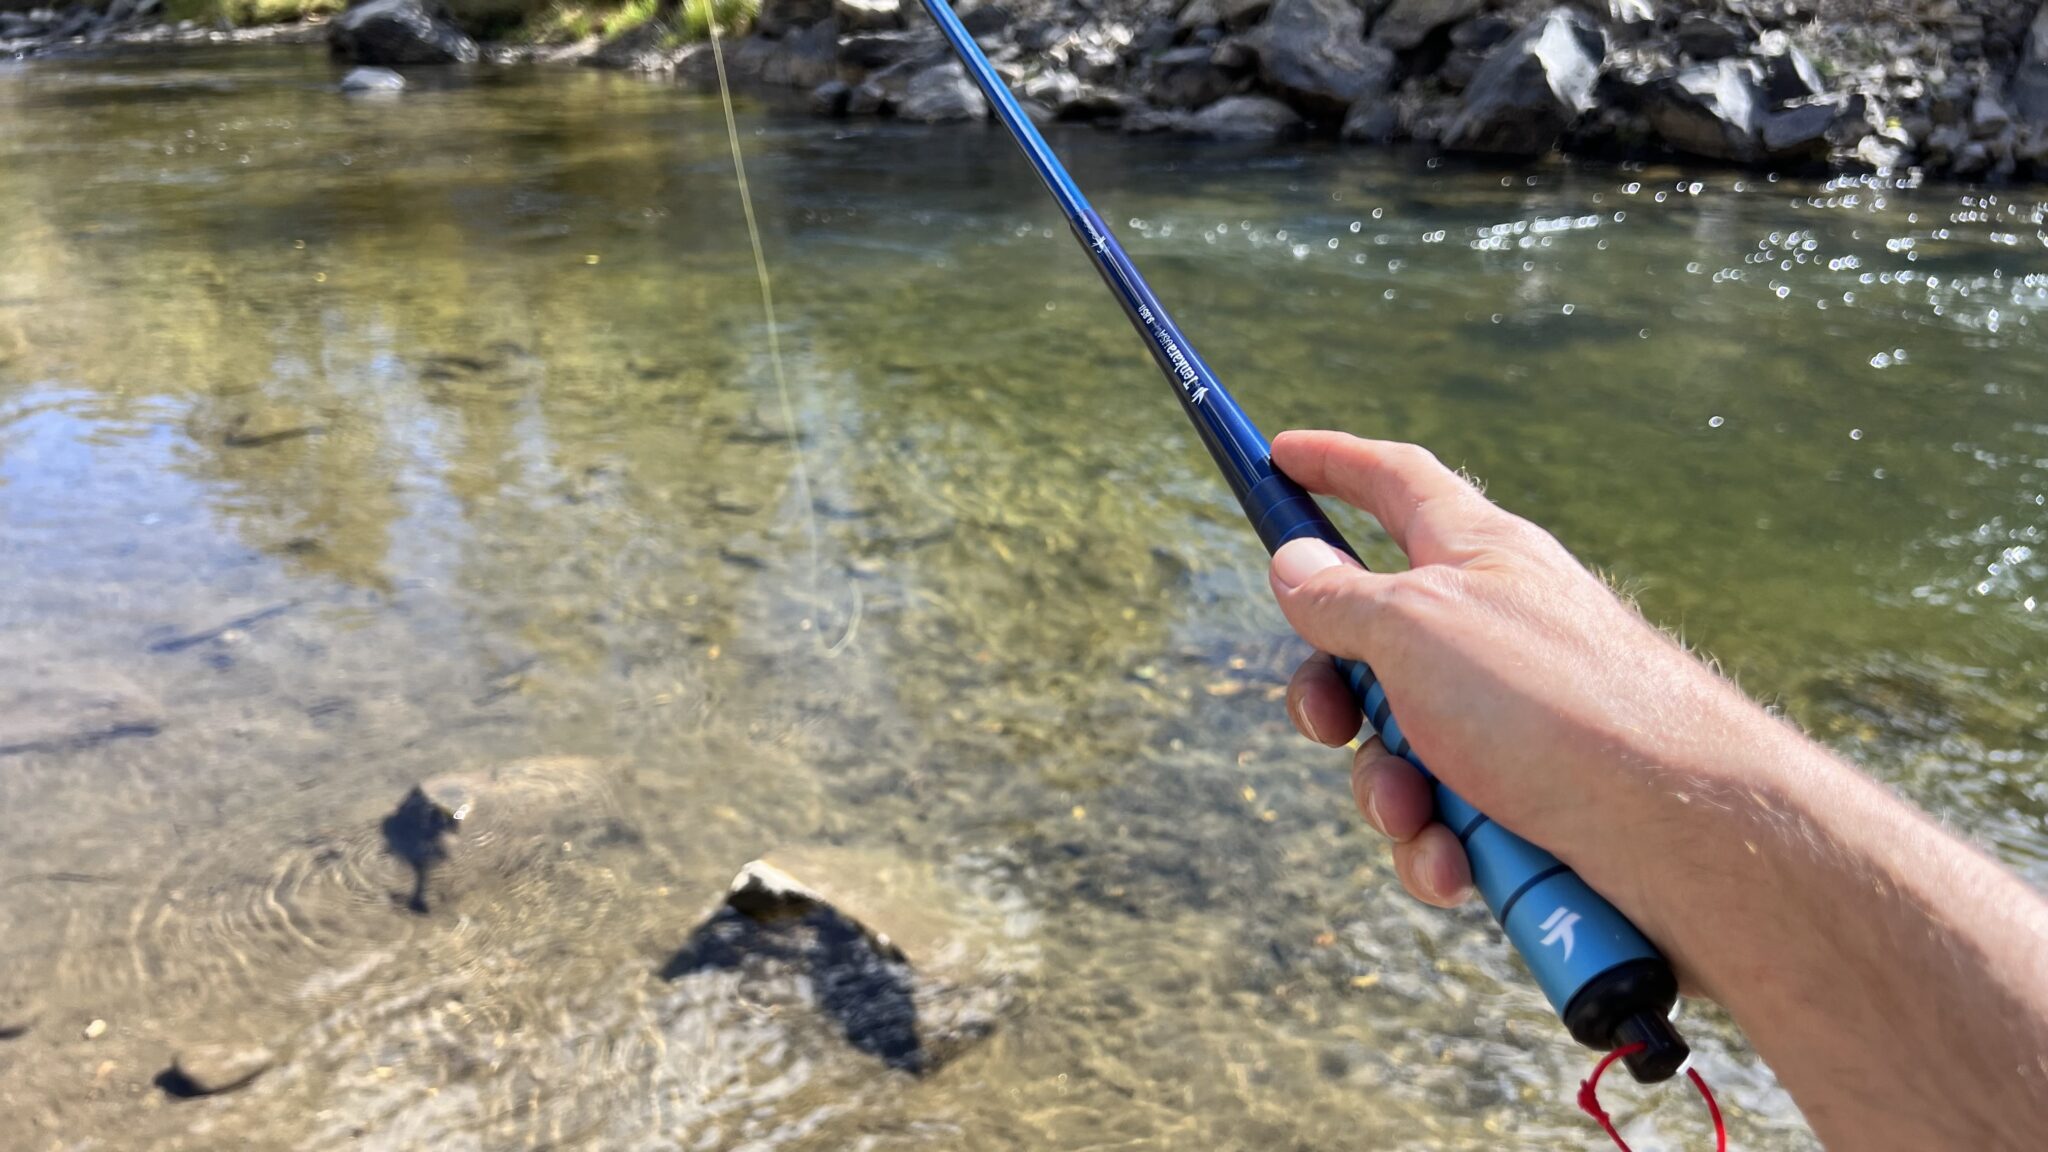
top-left (0, 43), bottom-right (2044, 1152)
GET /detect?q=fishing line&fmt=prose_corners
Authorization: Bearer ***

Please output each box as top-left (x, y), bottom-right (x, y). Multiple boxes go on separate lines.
top-left (700, 0), bottom-right (859, 655)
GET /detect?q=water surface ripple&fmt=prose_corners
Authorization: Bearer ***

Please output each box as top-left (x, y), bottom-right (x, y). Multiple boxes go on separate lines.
top-left (1, 43), bottom-right (2044, 1152)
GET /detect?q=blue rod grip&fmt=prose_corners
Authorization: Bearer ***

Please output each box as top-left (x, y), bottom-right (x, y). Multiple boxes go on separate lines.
top-left (1342, 663), bottom-right (1662, 1015)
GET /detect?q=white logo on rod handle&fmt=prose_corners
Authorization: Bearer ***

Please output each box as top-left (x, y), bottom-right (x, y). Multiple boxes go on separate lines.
top-left (1540, 907), bottom-right (1581, 960)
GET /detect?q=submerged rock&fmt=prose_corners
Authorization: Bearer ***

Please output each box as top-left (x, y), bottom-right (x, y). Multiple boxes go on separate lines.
top-left (339, 66), bottom-right (406, 94)
top-left (1443, 8), bottom-right (1606, 155)
top-left (0, 987), bottom-right (40, 1039)
top-left (375, 757), bottom-right (629, 915)
top-left (0, 660), bottom-right (163, 757)
top-left (663, 847), bottom-right (1033, 1075)
top-left (328, 0), bottom-right (477, 66)
top-left (158, 1044), bottom-right (276, 1097)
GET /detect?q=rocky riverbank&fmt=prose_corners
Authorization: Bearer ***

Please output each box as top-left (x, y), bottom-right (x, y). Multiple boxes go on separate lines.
top-left (8, 0), bottom-right (2048, 179)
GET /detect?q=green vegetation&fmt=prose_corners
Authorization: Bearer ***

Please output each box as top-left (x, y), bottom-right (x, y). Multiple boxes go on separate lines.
top-left (154, 0), bottom-right (754, 42)
top-left (675, 0), bottom-right (757, 41)
top-left (162, 0), bottom-right (342, 27)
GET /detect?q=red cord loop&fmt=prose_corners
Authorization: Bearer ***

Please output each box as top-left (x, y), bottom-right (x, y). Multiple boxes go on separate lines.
top-left (1576, 1042), bottom-right (1729, 1152)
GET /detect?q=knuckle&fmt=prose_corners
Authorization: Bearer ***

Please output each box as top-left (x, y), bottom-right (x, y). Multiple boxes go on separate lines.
top-left (1384, 442), bottom-right (1441, 475)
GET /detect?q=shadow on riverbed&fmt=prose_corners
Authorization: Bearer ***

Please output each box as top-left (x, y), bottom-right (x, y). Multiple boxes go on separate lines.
top-left (662, 882), bottom-right (929, 1073)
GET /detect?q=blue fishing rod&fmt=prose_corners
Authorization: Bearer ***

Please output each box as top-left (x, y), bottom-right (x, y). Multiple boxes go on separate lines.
top-left (918, 1), bottom-right (1688, 1083)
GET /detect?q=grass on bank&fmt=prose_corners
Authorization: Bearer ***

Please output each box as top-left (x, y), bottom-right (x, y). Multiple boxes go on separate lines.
top-left (162, 0), bottom-right (342, 26)
top-left (518, 0), bottom-right (759, 43)
top-left (159, 0), bottom-right (758, 44)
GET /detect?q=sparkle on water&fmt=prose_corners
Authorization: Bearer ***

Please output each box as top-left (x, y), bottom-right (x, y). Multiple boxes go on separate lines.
top-left (1, 44), bottom-right (2045, 1152)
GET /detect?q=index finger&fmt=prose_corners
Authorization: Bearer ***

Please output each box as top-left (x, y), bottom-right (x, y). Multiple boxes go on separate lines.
top-left (1270, 431), bottom-right (1492, 565)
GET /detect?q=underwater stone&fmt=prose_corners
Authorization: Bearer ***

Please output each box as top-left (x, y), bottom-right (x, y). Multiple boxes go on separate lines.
top-left (0, 661), bottom-right (163, 757)
top-left (160, 1044), bottom-right (276, 1097)
top-left (664, 846), bottom-right (1033, 1075)
top-left (0, 988), bottom-right (40, 1039)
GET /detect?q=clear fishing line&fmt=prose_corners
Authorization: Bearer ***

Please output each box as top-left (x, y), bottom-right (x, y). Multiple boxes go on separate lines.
top-left (701, 2), bottom-right (858, 656)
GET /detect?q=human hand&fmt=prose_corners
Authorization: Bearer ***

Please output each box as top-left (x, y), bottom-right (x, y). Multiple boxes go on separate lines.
top-left (1266, 430), bottom-right (1798, 961)
top-left (1265, 434), bottom-right (2048, 1150)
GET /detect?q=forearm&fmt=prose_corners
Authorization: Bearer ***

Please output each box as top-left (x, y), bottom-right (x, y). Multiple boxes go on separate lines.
top-left (1645, 722), bottom-right (2048, 1150)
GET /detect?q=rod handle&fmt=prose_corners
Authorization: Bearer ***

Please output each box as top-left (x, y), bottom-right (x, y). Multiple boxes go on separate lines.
top-left (1340, 659), bottom-right (1688, 1082)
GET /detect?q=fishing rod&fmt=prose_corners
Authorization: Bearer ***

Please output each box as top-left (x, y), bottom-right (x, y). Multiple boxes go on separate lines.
top-left (916, 1), bottom-right (1689, 1085)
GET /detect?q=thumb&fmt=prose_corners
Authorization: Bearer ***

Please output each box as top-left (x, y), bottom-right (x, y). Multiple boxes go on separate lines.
top-left (1268, 538), bottom-right (1403, 664)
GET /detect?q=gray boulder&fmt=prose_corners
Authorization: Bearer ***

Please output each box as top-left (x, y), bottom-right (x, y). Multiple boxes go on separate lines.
top-left (1186, 93), bottom-right (1303, 137)
top-left (1243, 0), bottom-right (1396, 116)
top-left (811, 78), bottom-right (852, 115)
top-left (838, 29), bottom-right (941, 70)
top-left (1675, 11), bottom-right (1749, 60)
top-left (329, 0), bottom-right (477, 66)
top-left (587, 20), bottom-right (686, 71)
top-left (2015, 4), bottom-right (2048, 123)
top-left (758, 20), bottom-right (840, 87)
top-left (1755, 30), bottom-right (1824, 104)
top-left (1606, 0), bottom-right (1657, 41)
top-left (1646, 58), bottom-right (1763, 161)
top-left (757, 0), bottom-right (836, 35)
top-left (898, 60), bottom-right (988, 121)
top-left (1760, 98), bottom-right (1836, 161)
top-left (1371, 0), bottom-right (1482, 52)
top-left (834, 0), bottom-right (901, 32)
top-left (1146, 45), bottom-right (1243, 108)
top-left (1341, 95), bottom-right (1400, 142)
top-left (1443, 8), bottom-right (1606, 155)
top-left (1177, 0), bottom-right (1272, 33)
top-left (956, 0), bottom-right (1012, 38)
top-left (1972, 89), bottom-right (2012, 136)
top-left (1440, 15), bottom-right (1513, 91)
top-left (339, 66), bottom-right (406, 93)
top-left (1017, 70), bottom-right (1129, 120)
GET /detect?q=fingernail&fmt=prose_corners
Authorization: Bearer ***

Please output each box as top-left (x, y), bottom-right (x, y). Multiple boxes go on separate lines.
top-left (1273, 539), bottom-right (1344, 591)
top-left (1291, 696), bottom-right (1323, 744)
top-left (1363, 788), bottom-right (1385, 836)
top-left (1423, 841), bottom-right (1472, 904)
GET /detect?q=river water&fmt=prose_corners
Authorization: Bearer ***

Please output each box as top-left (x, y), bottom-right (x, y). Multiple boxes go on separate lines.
top-left (1, 43), bottom-right (2043, 1152)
